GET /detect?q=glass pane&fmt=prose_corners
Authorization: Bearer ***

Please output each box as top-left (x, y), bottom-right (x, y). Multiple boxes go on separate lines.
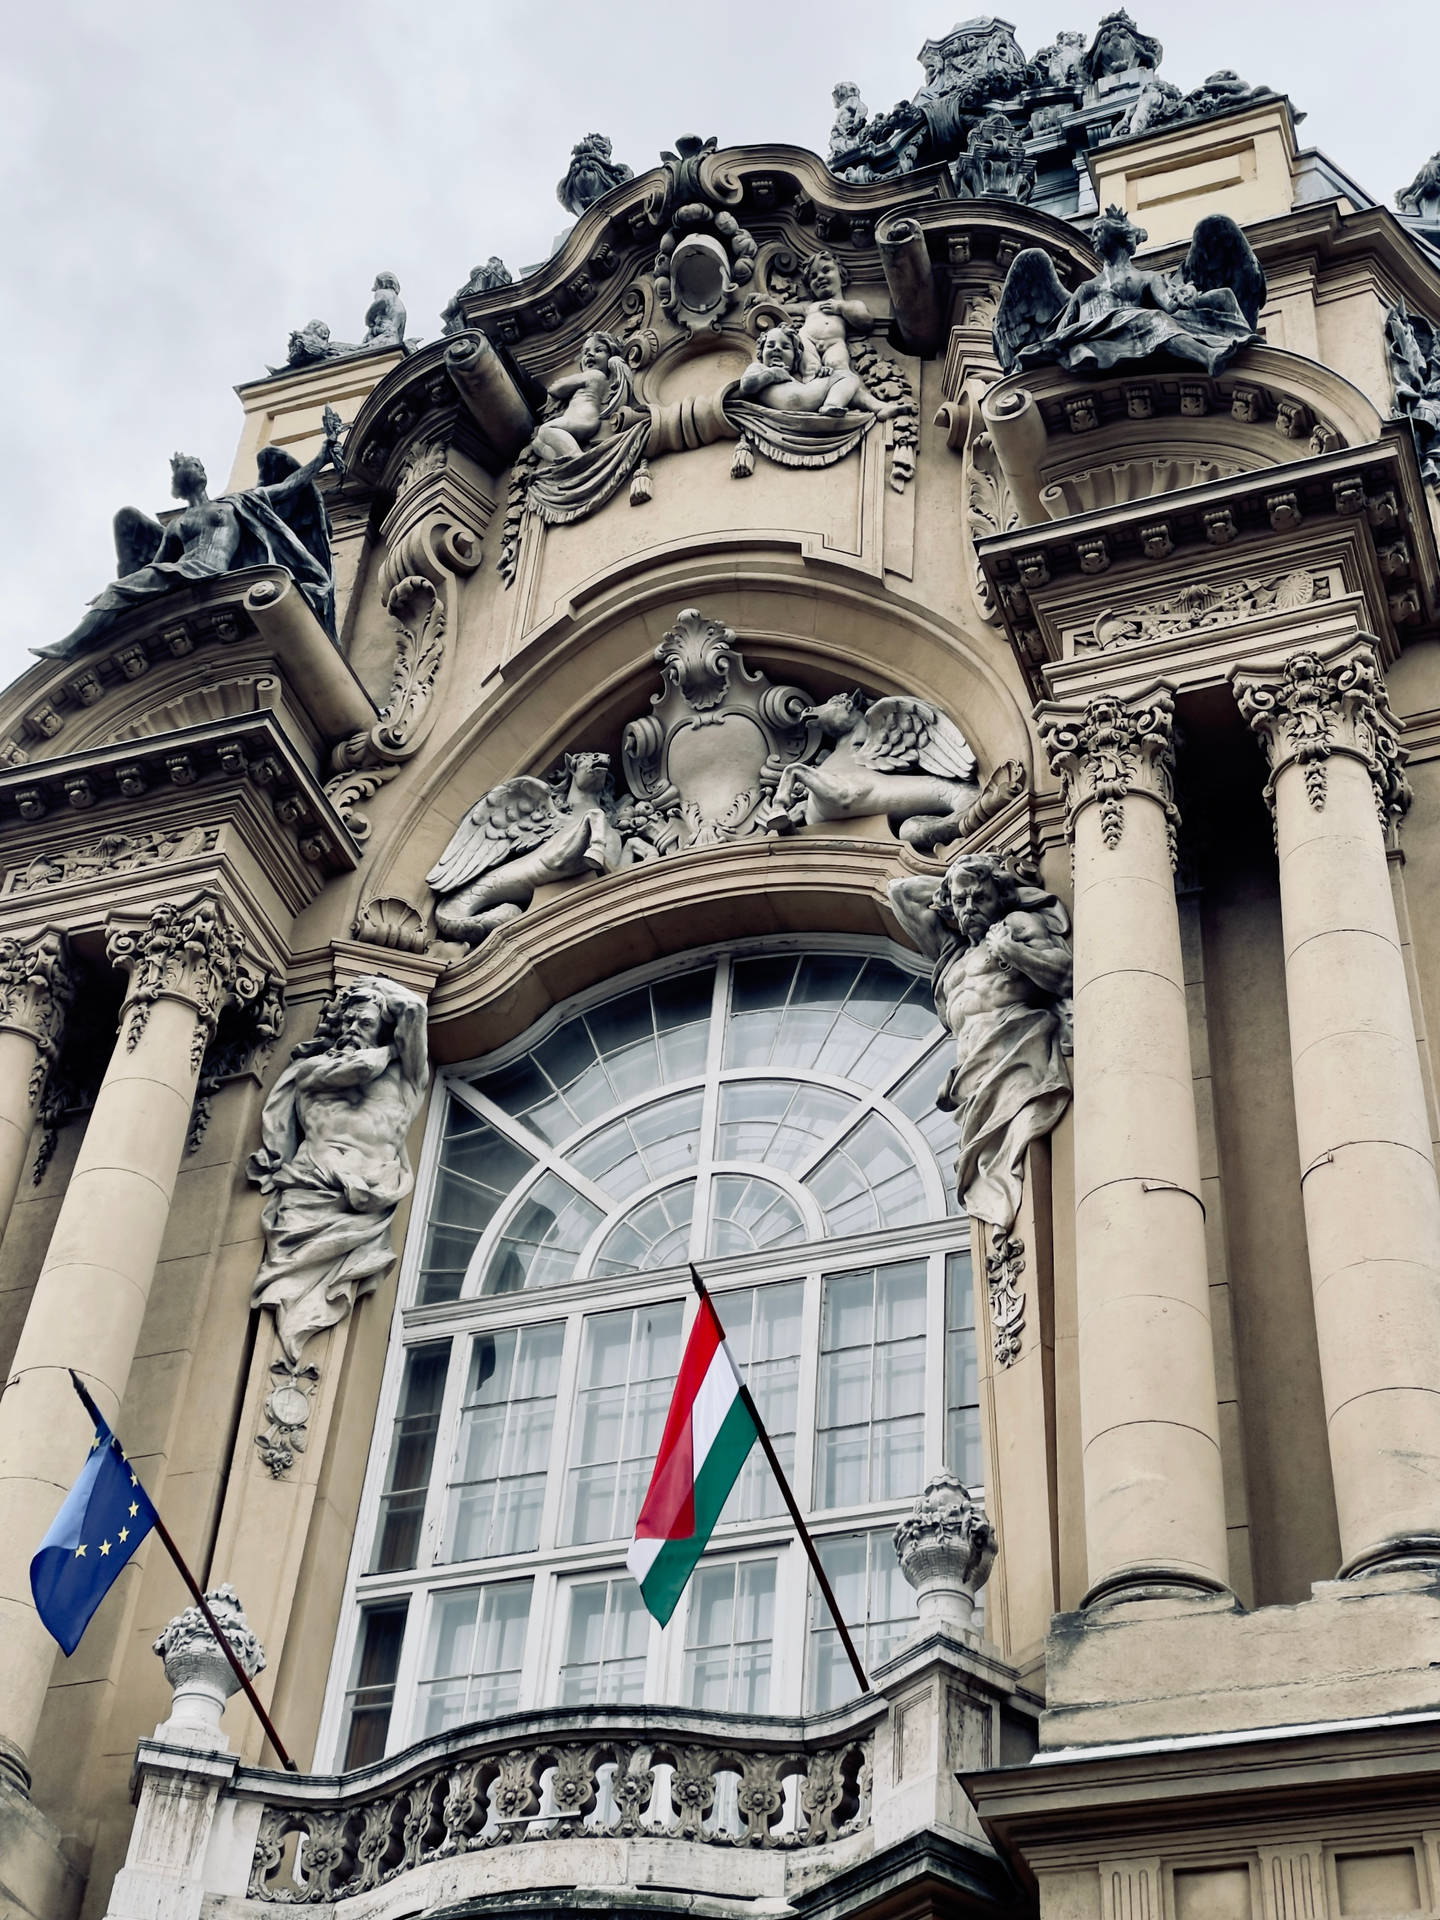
top-left (418, 1102), bottom-right (536, 1304)
top-left (716, 1079), bottom-right (856, 1172)
top-left (441, 1323), bottom-right (564, 1562)
top-left (565, 1303), bottom-right (684, 1544)
top-left (809, 1530), bottom-right (917, 1710)
top-left (482, 1173), bottom-right (602, 1293)
top-left (560, 1579), bottom-right (649, 1705)
top-left (342, 1603), bottom-right (407, 1768)
top-left (592, 1181), bottom-right (696, 1277)
top-left (947, 1250), bottom-right (984, 1488)
top-left (684, 1559), bottom-right (776, 1712)
top-left (816, 1262), bottom-right (927, 1511)
top-left (706, 1174), bottom-right (805, 1257)
top-left (416, 1581), bottom-right (530, 1737)
top-left (570, 1090), bottom-right (704, 1200)
top-left (805, 1112), bottom-right (929, 1238)
top-left (718, 1282), bottom-right (802, 1522)
top-left (371, 1342), bottom-right (450, 1574)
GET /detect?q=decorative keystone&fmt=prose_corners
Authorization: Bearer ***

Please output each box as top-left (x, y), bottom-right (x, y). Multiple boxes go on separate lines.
top-left (893, 1470), bottom-right (997, 1642)
top-left (153, 1584), bottom-right (265, 1751)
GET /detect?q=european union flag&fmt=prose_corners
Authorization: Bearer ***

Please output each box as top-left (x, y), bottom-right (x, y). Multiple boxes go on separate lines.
top-left (30, 1373), bottom-right (158, 1656)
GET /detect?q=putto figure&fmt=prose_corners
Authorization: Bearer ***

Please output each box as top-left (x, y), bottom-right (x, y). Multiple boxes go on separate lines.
top-left (248, 976), bottom-right (429, 1366)
top-left (530, 330), bottom-right (634, 462)
top-left (994, 205), bottom-right (1265, 377)
top-left (738, 324), bottom-right (899, 420)
top-left (427, 751), bottom-right (657, 945)
top-left (889, 854), bottom-right (1072, 1231)
top-left (41, 411), bottom-right (345, 660)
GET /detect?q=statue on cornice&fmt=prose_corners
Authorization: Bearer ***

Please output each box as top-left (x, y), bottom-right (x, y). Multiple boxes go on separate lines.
top-left (248, 975), bottom-right (429, 1366)
top-left (428, 752), bottom-right (658, 943)
top-left (889, 853), bottom-right (1072, 1232)
top-left (1398, 151), bottom-right (1440, 224)
top-left (1082, 10), bottom-right (1162, 82)
top-left (360, 272), bottom-right (407, 351)
top-left (764, 690), bottom-right (981, 844)
top-left (829, 16), bottom-right (1026, 180)
top-left (531, 330), bottom-right (635, 462)
top-left (557, 132), bottom-right (634, 217)
top-left (994, 205), bottom-right (1265, 377)
top-left (952, 110), bottom-right (1036, 201)
top-left (1028, 29), bottom-right (1085, 89)
top-left (441, 257), bottom-right (513, 333)
top-left (39, 412), bottom-right (345, 660)
top-left (1386, 302), bottom-right (1440, 487)
top-left (828, 82), bottom-right (870, 162)
top-left (1110, 67), bottom-right (1267, 141)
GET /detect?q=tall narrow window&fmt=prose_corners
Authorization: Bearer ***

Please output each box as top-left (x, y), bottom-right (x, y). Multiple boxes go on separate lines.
top-left (815, 1261), bottom-right (926, 1509)
top-left (717, 1282), bottom-right (802, 1523)
top-left (414, 1581), bottom-right (531, 1738)
top-left (807, 1529), bottom-right (917, 1710)
top-left (370, 1342), bottom-right (450, 1573)
top-left (341, 1602), bottom-right (408, 1768)
top-left (946, 1250), bottom-right (982, 1488)
top-left (684, 1558), bottom-right (777, 1712)
top-left (441, 1324), bottom-right (564, 1562)
top-left (559, 1577), bottom-right (649, 1704)
top-left (564, 1303), bottom-right (684, 1545)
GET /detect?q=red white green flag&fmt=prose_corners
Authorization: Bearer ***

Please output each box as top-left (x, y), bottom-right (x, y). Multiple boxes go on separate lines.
top-left (627, 1293), bottom-right (759, 1625)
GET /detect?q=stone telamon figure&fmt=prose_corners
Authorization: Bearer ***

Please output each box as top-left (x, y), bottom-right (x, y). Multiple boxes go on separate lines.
top-left (248, 976), bottom-right (429, 1366)
top-left (889, 854), bottom-right (1072, 1231)
top-left (41, 412), bottom-right (344, 660)
top-left (1387, 302), bottom-right (1440, 487)
top-left (557, 133), bottom-right (633, 217)
top-left (993, 205), bottom-right (1265, 377)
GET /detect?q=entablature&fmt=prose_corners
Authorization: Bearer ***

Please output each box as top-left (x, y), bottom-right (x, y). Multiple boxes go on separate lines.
top-left (980, 436), bottom-right (1439, 702)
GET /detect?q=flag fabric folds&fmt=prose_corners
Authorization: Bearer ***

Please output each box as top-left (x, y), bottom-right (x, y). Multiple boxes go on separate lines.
top-left (30, 1400), bottom-right (159, 1656)
top-left (627, 1293), bottom-right (759, 1625)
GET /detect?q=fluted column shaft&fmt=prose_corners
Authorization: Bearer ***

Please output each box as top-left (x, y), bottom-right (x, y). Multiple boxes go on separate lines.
top-left (1040, 687), bottom-right (1230, 1606)
top-left (1235, 641), bottom-right (1440, 1577)
top-left (0, 895), bottom-right (261, 1785)
top-left (0, 930), bottom-right (72, 1241)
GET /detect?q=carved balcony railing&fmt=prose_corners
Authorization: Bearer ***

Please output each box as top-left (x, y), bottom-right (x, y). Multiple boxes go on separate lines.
top-left (245, 1708), bottom-right (876, 1904)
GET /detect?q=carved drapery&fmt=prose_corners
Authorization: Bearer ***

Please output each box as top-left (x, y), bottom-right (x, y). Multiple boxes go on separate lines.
top-left (1232, 642), bottom-right (1411, 827)
top-left (106, 893), bottom-right (269, 1070)
top-left (1037, 686), bottom-right (1180, 863)
top-left (0, 928), bottom-right (74, 1108)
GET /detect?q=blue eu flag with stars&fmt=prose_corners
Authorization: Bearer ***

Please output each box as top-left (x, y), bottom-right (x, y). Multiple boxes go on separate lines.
top-left (30, 1373), bottom-right (158, 1656)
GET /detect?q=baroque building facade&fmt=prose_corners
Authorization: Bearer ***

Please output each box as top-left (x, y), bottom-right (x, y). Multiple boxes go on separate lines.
top-left (3, 19), bottom-right (1440, 1920)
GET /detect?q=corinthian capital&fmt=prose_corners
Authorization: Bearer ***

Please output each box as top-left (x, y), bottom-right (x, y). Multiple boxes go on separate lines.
top-left (1232, 641), bottom-right (1411, 826)
top-left (106, 893), bottom-right (267, 1069)
top-left (0, 927), bottom-right (74, 1106)
top-left (1036, 684), bottom-right (1180, 859)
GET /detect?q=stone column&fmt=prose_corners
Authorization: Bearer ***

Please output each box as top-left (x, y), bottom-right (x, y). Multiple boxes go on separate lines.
top-left (0, 893), bottom-right (262, 1789)
top-left (1233, 640), bottom-right (1440, 1576)
top-left (0, 929), bottom-right (72, 1240)
top-left (1038, 687), bottom-right (1230, 1606)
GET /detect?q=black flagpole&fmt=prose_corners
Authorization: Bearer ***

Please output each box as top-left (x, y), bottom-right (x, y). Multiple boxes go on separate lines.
top-left (688, 1265), bottom-right (871, 1696)
top-left (68, 1371), bottom-right (299, 1772)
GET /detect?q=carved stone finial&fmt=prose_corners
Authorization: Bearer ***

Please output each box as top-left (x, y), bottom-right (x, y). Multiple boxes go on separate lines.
top-left (1037, 686), bottom-right (1180, 861)
top-left (106, 894), bottom-right (267, 1070)
top-left (894, 1471), bottom-right (997, 1642)
top-left (152, 1584), bottom-right (264, 1751)
top-left (1232, 644), bottom-right (1411, 827)
top-left (0, 927), bottom-right (74, 1107)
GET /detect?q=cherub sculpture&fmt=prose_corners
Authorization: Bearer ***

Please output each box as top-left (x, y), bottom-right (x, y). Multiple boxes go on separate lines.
top-left (738, 324), bottom-right (900, 420)
top-left (764, 690), bottom-right (980, 844)
top-left (530, 330), bottom-right (635, 462)
top-left (828, 82), bottom-right (870, 162)
top-left (40, 409), bottom-right (345, 660)
top-left (249, 976), bottom-right (429, 1365)
top-left (1398, 151), bottom-right (1440, 224)
top-left (889, 854), bottom-right (1072, 1231)
top-left (993, 206), bottom-right (1265, 377)
top-left (557, 133), bottom-right (634, 217)
top-left (1387, 302), bottom-right (1440, 486)
top-left (427, 751), bottom-right (657, 945)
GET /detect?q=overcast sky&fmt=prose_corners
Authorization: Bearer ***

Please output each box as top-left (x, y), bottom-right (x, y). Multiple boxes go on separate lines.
top-left (3, 0), bottom-right (1436, 684)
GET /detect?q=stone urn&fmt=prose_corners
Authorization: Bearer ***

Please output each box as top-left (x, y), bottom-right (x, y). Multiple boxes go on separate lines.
top-left (152, 1584), bottom-right (265, 1751)
top-left (893, 1470), bottom-right (998, 1643)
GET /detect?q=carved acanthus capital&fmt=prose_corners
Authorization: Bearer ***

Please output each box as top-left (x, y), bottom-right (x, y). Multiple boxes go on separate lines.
top-left (0, 927), bottom-right (74, 1105)
top-left (1037, 684), bottom-right (1180, 860)
top-left (1232, 643), bottom-right (1411, 827)
top-left (106, 892), bottom-right (268, 1068)
top-left (893, 1470), bottom-right (997, 1642)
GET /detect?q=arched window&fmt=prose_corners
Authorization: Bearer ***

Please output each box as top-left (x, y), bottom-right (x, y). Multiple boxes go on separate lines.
top-left (323, 944), bottom-right (980, 1770)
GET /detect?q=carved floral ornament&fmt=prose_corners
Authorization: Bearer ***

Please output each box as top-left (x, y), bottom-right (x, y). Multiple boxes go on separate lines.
top-left (105, 893), bottom-right (273, 1070)
top-left (1037, 686), bottom-right (1180, 860)
top-left (1233, 644), bottom-right (1412, 826)
top-left (428, 609), bottom-right (1021, 947)
top-left (0, 927), bottom-right (74, 1106)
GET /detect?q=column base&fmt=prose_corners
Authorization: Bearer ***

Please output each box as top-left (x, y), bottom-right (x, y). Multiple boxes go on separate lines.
top-left (1338, 1532), bottom-right (1440, 1580)
top-left (0, 1734), bottom-right (29, 1795)
top-left (0, 1772), bottom-right (85, 1920)
top-left (1081, 1565), bottom-right (1233, 1612)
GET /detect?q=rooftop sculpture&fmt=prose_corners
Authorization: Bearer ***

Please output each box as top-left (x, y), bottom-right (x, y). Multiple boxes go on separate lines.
top-left (1387, 302), bottom-right (1440, 487)
top-left (1398, 150), bottom-right (1440, 225)
top-left (993, 206), bottom-right (1266, 376)
top-left (557, 132), bottom-right (634, 217)
top-left (40, 410), bottom-right (345, 660)
top-left (441, 257), bottom-right (513, 333)
top-left (272, 274), bottom-right (415, 373)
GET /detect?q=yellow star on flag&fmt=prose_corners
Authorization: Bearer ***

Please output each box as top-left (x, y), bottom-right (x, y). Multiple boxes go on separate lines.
top-left (128, 1503), bottom-right (139, 1517)
top-left (118, 1527), bottom-right (129, 1543)
top-left (99, 1541), bottom-right (111, 1556)
top-left (73, 1544), bottom-right (86, 1558)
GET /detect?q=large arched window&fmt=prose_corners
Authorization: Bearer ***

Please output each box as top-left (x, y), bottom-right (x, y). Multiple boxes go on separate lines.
top-left (323, 943), bottom-right (979, 1771)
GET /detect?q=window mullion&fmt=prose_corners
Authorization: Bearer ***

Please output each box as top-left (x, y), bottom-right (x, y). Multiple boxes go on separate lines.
top-left (539, 1313), bottom-right (585, 1554)
top-left (926, 1247), bottom-right (948, 1481)
top-left (387, 1593), bottom-right (426, 1758)
top-left (420, 1335), bottom-right (472, 1571)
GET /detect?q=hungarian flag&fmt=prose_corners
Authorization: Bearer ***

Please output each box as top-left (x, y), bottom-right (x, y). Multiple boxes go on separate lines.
top-left (627, 1293), bottom-right (758, 1625)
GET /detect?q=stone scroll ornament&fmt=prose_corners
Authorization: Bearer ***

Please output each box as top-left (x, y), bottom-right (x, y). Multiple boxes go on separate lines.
top-left (41, 411), bottom-right (345, 660)
top-left (889, 854), bottom-right (1072, 1366)
top-left (246, 977), bottom-right (429, 1469)
top-left (993, 206), bottom-right (1266, 378)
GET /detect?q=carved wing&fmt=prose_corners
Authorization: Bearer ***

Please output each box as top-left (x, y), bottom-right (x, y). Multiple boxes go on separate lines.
top-left (424, 776), bottom-right (562, 893)
top-left (1182, 214), bottom-right (1266, 328)
top-left (858, 697), bottom-right (979, 782)
top-left (993, 249), bottom-right (1069, 373)
top-left (113, 506), bottom-right (165, 577)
